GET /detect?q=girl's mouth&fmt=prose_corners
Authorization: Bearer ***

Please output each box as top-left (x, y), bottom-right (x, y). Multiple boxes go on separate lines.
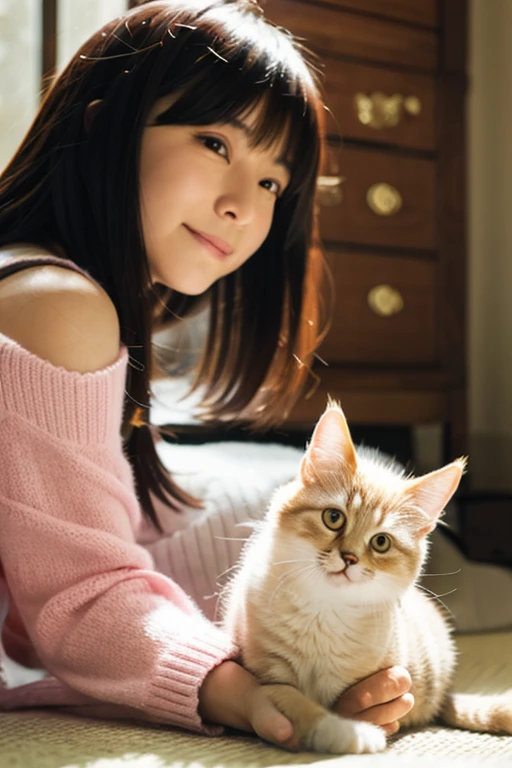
top-left (184, 225), bottom-right (233, 260)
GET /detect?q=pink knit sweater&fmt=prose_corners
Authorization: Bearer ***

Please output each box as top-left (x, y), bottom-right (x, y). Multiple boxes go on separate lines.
top-left (0, 248), bottom-right (238, 734)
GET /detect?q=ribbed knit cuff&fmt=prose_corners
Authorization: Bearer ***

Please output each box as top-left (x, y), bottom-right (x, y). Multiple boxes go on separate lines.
top-left (146, 628), bottom-right (239, 735)
top-left (0, 336), bottom-right (128, 444)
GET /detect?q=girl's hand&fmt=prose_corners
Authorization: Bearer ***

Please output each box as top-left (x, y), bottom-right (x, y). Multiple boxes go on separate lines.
top-left (333, 666), bottom-right (414, 736)
top-left (198, 660), bottom-right (298, 749)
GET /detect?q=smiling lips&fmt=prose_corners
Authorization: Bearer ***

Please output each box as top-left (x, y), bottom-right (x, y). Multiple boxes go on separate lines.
top-left (184, 225), bottom-right (234, 259)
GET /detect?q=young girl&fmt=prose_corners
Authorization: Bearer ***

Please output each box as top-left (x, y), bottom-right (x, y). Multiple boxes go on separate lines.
top-left (0, 0), bottom-right (413, 749)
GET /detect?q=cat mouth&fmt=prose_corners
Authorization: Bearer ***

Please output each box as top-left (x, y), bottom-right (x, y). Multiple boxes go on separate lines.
top-left (326, 568), bottom-right (352, 583)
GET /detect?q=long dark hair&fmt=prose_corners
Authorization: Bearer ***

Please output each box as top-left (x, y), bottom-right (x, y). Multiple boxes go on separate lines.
top-left (0, 0), bottom-right (328, 530)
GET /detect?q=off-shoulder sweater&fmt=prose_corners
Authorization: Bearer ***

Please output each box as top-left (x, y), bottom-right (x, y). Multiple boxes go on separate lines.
top-left (0, 246), bottom-right (237, 734)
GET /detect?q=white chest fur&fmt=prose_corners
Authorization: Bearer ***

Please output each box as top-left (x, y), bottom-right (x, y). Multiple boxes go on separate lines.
top-left (244, 585), bottom-right (397, 708)
top-left (296, 610), bottom-right (392, 706)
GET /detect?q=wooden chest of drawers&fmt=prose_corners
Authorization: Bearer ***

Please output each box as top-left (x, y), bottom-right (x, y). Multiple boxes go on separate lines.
top-left (264, 0), bottom-right (468, 459)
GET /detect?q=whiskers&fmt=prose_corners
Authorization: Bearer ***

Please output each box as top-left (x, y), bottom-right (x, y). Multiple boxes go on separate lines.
top-left (266, 558), bottom-right (319, 608)
top-left (417, 583), bottom-right (458, 623)
top-left (272, 557), bottom-right (317, 567)
top-left (214, 561), bottom-right (242, 586)
top-left (418, 566), bottom-right (461, 623)
top-left (422, 568), bottom-right (462, 577)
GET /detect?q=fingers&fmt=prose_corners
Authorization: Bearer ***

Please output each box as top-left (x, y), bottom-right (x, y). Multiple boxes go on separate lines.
top-left (242, 665), bottom-right (413, 750)
top-left (277, 732), bottom-right (302, 752)
top-left (248, 687), bottom-right (296, 748)
top-left (382, 720), bottom-right (401, 737)
top-left (352, 692), bottom-right (415, 727)
top-left (335, 666), bottom-right (412, 717)
top-left (201, 662), bottom-right (299, 750)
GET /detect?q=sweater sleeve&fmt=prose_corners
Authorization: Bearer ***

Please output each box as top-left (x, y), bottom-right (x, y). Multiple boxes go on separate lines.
top-left (0, 335), bottom-right (238, 733)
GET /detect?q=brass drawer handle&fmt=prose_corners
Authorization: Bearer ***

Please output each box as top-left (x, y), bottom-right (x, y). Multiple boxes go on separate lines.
top-left (366, 183), bottom-right (402, 216)
top-left (404, 96), bottom-right (422, 116)
top-left (367, 285), bottom-right (404, 317)
top-left (354, 92), bottom-right (422, 129)
top-left (316, 175), bottom-right (345, 207)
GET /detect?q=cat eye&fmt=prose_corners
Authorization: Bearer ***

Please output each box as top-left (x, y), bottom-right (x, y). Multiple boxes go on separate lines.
top-left (322, 508), bottom-right (346, 531)
top-left (370, 533), bottom-right (392, 553)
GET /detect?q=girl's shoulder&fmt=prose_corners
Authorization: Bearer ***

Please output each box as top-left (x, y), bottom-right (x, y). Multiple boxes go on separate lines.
top-left (0, 244), bottom-right (120, 374)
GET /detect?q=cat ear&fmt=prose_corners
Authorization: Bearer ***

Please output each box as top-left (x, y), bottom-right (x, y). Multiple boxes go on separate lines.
top-left (407, 458), bottom-right (467, 536)
top-left (300, 403), bottom-right (357, 485)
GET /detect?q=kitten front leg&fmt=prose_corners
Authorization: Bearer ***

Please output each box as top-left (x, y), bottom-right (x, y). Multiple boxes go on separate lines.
top-left (263, 683), bottom-right (387, 754)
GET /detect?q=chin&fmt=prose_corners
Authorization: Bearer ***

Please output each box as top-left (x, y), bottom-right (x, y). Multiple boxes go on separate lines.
top-left (177, 283), bottom-right (212, 296)
top-left (153, 276), bottom-right (214, 296)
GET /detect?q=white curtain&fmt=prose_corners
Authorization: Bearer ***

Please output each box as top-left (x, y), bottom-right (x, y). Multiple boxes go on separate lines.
top-left (57, 0), bottom-right (127, 71)
top-left (0, 0), bottom-right (41, 169)
top-left (0, 0), bottom-right (127, 171)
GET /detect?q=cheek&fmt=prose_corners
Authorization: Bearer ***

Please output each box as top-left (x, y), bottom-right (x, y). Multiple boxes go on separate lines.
top-left (274, 527), bottom-right (319, 571)
top-left (139, 164), bottom-right (175, 232)
top-left (238, 206), bottom-right (275, 262)
top-left (140, 145), bottom-right (208, 224)
top-left (141, 164), bottom-right (194, 214)
top-left (278, 515), bottom-right (328, 558)
top-left (367, 551), bottom-right (418, 583)
top-left (139, 135), bottom-right (170, 205)
top-left (256, 205), bottom-right (275, 244)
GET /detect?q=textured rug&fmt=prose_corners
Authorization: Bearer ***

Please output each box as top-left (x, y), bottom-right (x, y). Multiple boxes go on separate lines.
top-left (1, 631), bottom-right (512, 768)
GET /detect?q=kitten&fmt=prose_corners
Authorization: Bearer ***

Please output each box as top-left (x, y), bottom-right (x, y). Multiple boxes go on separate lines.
top-left (220, 402), bottom-right (512, 754)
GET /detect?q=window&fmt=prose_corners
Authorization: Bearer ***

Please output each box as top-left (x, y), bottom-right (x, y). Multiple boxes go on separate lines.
top-left (0, 0), bottom-right (42, 168)
top-left (0, 0), bottom-right (127, 169)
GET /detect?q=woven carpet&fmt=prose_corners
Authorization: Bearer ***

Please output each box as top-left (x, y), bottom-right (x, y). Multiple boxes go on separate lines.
top-left (1, 631), bottom-right (511, 768)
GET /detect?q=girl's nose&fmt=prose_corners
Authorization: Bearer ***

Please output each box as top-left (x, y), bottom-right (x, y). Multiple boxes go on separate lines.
top-left (215, 187), bottom-right (256, 226)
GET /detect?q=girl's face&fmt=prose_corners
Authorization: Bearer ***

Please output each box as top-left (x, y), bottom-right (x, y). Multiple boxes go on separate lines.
top-left (139, 95), bottom-right (291, 294)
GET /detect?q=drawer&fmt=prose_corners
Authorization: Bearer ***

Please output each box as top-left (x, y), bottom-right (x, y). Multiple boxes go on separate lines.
top-left (318, 0), bottom-right (438, 28)
top-left (318, 148), bottom-right (436, 250)
top-left (323, 58), bottom-right (436, 151)
top-left (319, 251), bottom-right (437, 365)
top-left (265, 0), bottom-right (438, 71)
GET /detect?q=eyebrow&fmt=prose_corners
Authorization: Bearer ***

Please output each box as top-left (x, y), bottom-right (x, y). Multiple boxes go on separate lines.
top-left (227, 117), bottom-right (292, 177)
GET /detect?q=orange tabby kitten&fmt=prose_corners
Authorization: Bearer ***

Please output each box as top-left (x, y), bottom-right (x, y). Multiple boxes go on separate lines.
top-left (221, 403), bottom-right (512, 754)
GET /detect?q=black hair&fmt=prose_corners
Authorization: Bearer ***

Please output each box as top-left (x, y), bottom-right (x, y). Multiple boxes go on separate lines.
top-left (0, 0), bottom-right (329, 529)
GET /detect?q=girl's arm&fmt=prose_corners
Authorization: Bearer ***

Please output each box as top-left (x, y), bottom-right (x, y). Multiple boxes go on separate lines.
top-left (0, 271), bottom-right (237, 733)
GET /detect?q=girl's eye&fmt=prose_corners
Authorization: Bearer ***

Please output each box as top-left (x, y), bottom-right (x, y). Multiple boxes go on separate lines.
top-left (197, 134), bottom-right (229, 159)
top-left (370, 533), bottom-right (392, 553)
top-left (322, 508), bottom-right (346, 531)
top-left (260, 179), bottom-right (282, 196)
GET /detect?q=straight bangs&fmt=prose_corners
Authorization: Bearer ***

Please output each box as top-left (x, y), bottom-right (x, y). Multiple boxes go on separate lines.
top-left (149, 9), bottom-right (322, 204)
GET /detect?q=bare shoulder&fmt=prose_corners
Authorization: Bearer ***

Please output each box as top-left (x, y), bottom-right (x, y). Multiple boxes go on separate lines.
top-left (0, 264), bottom-right (121, 373)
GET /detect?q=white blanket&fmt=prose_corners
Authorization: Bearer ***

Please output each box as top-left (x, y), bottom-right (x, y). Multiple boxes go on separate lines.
top-left (154, 438), bottom-right (512, 633)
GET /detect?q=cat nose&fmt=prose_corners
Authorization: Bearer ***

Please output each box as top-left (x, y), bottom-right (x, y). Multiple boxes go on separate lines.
top-left (340, 552), bottom-right (358, 566)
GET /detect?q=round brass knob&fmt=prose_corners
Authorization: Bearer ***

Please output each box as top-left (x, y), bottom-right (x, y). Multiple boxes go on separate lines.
top-left (367, 285), bottom-right (404, 317)
top-left (354, 92), bottom-right (422, 129)
top-left (366, 183), bottom-right (402, 216)
top-left (403, 95), bottom-right (422, 116)
top-left (316, 175), bottom-right (345, 207)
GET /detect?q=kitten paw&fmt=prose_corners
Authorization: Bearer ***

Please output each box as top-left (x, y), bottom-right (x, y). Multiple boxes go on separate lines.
top-left (347, 720), bottom-right (388, 754)
top-left (308, 713), bottom-right (387, 754)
